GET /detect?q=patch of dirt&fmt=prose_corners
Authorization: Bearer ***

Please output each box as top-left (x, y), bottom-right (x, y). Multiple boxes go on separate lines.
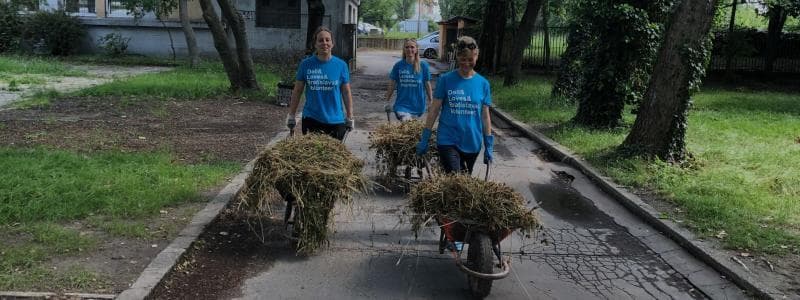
top-left (0, 95), bottom-right (286, 294)
top-left (0, 96), bottom-right (284, 164)
top-left (149, 209), bottom-right (292, 299)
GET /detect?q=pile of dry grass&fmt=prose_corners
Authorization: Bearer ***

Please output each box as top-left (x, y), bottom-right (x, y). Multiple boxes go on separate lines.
top-left (409, 174), bottom-right (540, 235)
top-left (368, 120), bottom-right (437, 177)
top-left (238, 133), bottom-right (366, 254)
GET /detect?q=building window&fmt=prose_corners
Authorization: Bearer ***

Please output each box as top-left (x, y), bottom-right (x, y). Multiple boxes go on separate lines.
top-left (107, 0), bottom-right (130, 17)
top-left (256, 0), bottom-right (300, 28)
top-left (64, 0), bottom-right (95, 15)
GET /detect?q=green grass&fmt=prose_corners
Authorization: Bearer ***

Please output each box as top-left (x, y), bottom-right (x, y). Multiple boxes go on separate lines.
top-left (62, 54), bottom-right (181, 67)
top-left (76, 61), bottom-right (281, 100)
top-left (0, 147), bottom-right (238, 223)
top-left (10, 89), bottom-right (60, 109)
top-left (492, 75), bottom-right (800, 254)
top-left (0, 55), bottom-right (87, 77)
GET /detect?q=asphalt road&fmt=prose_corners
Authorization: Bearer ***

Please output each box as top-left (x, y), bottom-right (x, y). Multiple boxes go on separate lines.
top-left (232, 50), bottom-right (748, 300)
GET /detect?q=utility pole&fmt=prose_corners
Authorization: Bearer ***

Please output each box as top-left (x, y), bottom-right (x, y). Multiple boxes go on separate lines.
top-left (417, 0), bottom-right (422, 38)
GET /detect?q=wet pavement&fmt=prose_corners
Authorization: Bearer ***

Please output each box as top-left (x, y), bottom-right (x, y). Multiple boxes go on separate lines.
top-left (231, 50), bottom-right (748, 299)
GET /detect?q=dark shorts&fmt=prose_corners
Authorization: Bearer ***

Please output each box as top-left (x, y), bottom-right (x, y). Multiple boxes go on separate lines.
top-left (302, 117), bottom-right (348, 141)
top-left (437, 145), bottom-right (479, 175)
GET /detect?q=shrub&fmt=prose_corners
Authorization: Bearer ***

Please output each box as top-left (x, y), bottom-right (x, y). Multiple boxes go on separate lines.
top-left (97, 32), bottom-right (131, 56)
top-left (0, 2), bottom-right (22, 52)
top-left (21, 10), bottom-right (86, 56)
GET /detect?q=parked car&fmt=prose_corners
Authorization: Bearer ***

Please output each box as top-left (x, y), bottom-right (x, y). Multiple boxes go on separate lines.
top-left (417, 32), bottom-right (440, 59)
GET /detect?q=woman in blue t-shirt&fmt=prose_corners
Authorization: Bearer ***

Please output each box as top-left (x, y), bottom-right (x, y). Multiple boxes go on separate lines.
top-left (384, 38), bottom-right (433, 121)
top-left (416, 36), bottom-right (494, 174)
top-left (287, 26), bottom-right (354, 140)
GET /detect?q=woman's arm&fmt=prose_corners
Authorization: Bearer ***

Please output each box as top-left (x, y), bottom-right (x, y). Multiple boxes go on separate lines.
top-left (481, 105), bottom-right (492, 136)
top-left (425, 81), bottom-right (433, 107)
top-left (342, 83), bottom-right (354, 120)
top-left (424, 98), bottom-right (443, 129)
top-left (288, 80), bottom-right (305, 116)
top-left (385, 80), bottom-right (396, 102)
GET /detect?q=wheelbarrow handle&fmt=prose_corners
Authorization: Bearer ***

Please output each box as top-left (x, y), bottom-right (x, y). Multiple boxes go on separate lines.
top-left (484, 161), bottom-right (490, 181)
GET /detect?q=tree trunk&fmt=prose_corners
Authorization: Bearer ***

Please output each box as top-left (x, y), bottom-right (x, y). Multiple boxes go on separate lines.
top-left (764, 6), bottom-right (788, 73)
top-left (179, 0), bottom-right (199, 67)
top-left (542, 0), bottom-right (550, 71)
top-left (216, 0), bottom-right (260, 90)
top-left (621, 0), bottom-right (719, 162)
top-left (477, 0), bottom-right (508, 73)
top-left (571, 1), bottom-right (665, 128)
top-left (306, 0), bottom-right (325, 54)
top-left (198, 0), bottom-right (241, 91)
top-left (503, 0), bottom-right (544, 86)
top-left (724, 0), bottom-right (738, 76)
top-left (551, 23), bottom-right (589, 100)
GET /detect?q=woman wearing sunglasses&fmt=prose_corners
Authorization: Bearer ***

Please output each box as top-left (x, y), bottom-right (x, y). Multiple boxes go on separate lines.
top-left (287, 26), bottom-right (355, 140)
top-left (384, 38), bottom-right (434, 121)
top-left (416, 36), bottom-right (494, 174)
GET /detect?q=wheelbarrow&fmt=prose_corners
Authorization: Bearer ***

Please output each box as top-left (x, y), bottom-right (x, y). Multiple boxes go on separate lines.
top-left (424, 161), bottom-right (513, 298)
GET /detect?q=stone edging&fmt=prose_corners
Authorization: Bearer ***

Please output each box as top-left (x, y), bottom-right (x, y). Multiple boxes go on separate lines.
top-left (490, 107), bottom-right (777, 300)
top-left (0, 291), bottom-right (115, 299)
top-left (114, 132), bottom-right (286, 300)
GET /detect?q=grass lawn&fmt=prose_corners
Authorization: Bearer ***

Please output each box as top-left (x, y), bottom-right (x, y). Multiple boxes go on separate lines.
top-left (492, 75), bottom-right (800, 254)
top-left (0, 56), bottom-right (279, 290)
top-left (11, 61), bottom-right (281, 109)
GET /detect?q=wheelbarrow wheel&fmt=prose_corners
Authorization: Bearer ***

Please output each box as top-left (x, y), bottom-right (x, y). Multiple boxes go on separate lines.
top-left (466, 232), bottom-right (493, 299)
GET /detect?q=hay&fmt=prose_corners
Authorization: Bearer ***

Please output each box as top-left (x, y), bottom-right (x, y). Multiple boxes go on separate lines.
top-left (368, 120), bottom-right (437, 177)
top-left (238, 133), bottom-right (366, 254)
top-left (409, 174), bottom-right (540, 235)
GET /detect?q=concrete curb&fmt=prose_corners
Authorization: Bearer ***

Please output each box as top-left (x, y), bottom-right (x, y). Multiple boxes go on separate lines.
top-left (0, 291), bottom-right (115, 299)
top-left (490, 107), bottom-right (778, 300)
top-left (115, 132), bottom-right (286, 300)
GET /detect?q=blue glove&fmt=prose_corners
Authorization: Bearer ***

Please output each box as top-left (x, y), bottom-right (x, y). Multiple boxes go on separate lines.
top-left (416, 128), bottom-right (432, 156)
top-left (483, 135), bottom-right (494, 164)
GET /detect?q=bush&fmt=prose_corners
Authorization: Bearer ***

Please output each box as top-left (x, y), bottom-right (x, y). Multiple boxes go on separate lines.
top-left (97, 32), bottom-right (131, 56)
top-left (21, 10), bottom-right (86, 56)
top-left (0, 2), bottom-right (22, 52)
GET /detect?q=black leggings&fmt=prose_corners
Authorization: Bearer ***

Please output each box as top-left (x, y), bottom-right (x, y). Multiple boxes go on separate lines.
top-left (302, 117), bottom-right (348, 141)
top-left (437, 145), bottom-right (479, 175)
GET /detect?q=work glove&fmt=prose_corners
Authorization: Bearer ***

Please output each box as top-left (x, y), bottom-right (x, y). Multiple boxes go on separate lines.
top-left (286, 114), bottom-right (296, 128)
top-left (384, 104), bottom-right (393, 113)
top-left (416, 128), bottom-right (432, 156)
top-left (346, 118), bottom-right (355, 131)
top-left (483, 135), bottom-right (494, 164)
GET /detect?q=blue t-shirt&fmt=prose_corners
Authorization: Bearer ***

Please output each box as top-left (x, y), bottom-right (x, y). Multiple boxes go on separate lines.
top-left (433, 71), bottom-right (492, 153)
top-left (295, 55), bottom-right (350, 124)
top-left (389, 60), bottom-right (431, 116)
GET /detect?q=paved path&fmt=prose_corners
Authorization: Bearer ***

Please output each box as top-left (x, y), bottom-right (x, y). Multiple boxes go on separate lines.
top-left (230, 50), bottom-right (747, 299)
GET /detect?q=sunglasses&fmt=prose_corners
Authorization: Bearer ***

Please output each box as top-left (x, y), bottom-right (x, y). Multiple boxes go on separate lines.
top-left (457, 41), bottom-right (477, 50)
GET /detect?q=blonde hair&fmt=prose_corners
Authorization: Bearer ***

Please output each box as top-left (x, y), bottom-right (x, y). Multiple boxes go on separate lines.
top-left (456, 36), bottom-right (479, 58)
top-left (401, 38), bottom-right (421, 74)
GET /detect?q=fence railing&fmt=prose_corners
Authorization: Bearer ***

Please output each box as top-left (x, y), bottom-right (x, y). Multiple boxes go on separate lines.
top-left (357, 37), bottom-right (406, 50)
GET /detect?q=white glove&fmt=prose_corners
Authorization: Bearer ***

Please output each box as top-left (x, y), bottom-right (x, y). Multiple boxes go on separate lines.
top-left (286, 114), bottom-right (296, 128)
top-left (346, 118), bottom-right (355, 131)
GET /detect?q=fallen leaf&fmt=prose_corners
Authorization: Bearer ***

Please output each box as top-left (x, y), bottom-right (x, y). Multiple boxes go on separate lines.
top-left (715, 230), bottom-right (727, 239)
top-left (138, 136), bottom-right (146, 140)
top-left (740, 252), bottom-right (750, 257)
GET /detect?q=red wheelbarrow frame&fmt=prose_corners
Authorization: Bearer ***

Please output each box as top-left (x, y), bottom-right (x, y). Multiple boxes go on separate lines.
top-left (437, 215), bottom-right (513, 280)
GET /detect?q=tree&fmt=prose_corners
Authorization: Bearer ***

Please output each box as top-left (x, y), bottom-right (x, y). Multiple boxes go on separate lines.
top-left (396, 0), bottom-right (415, 20)
top-left (763, 0), bottom-right (800, 72)
top-left (306, 0), bottom-right (325, 53)
top-left (178, 0), bottom-right (198, 67)
top-left (360, 0), bottom-right (397, 28)
top-left (504, 0), bottom-right (545, 86)
top-left (197, 0), bottom-right (260, 91)
top-left (621, 0), bottom-right (720, 162)
top-left (571, 0), bottom-right (670, 128)
top-left (477, 0), bottom-right (509, 73)
top-left (122, 0), bottom-right (197, 65)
